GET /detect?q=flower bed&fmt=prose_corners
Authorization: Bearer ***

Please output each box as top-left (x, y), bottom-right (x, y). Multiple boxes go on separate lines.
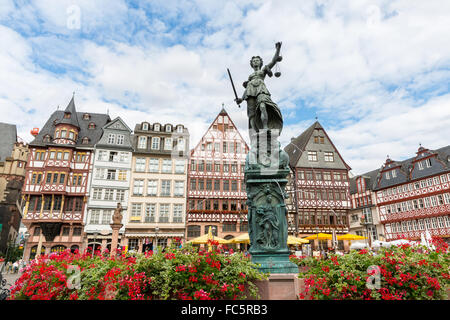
top-left (9, 241), bottom-right (267, 300)
top-left (293, 238), bottom-right (450, 300)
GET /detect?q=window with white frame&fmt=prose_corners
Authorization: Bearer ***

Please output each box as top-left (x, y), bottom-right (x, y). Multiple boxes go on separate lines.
top-left (119, 152), bottom-right (129, 162)
top-left (102, 210), bottom-right (112, 224)
top-left (427, 178), bottom-right (433, 186)
top-left (97, 150), bottom-right (108, 161)
top-left (142, 123), bottom-right (149, 130)
top-left (95, 168), bottom-right (106, 179)
top-left (441, 175), bottom-right (448, 183)
top-left (177, 138), bottom-right (185, 151)
top-left (159, 204), bottom-right (170, 222)
top-left (324, 152), bottom-right (334, 162)
top-left (151, 137), bottom-right (160, 150)
top-left (154, 124), bottom-right (160, 131)
top-left (133, 179), bottom-right (144, 195)
top-left (413, 220), bottom-right (418, 230)
top-left (173, 204), bottom-right (183, 223)
top-left (89, 210), bottom-right (101, 224)
top-left (174, 181), bottom-right (184, 196)
top-left (433, 177), bottom-right (439, 185)
top-left (418, 219), bottom-right (424, 230)
top-left (144, 204), bottom-right (156, 223)
top-left (160, 180), bottom-right (171, 196)
top-left (438, 216), bottom-right (445, 228)
top-left (147, 180), bottom-right (157, 196)
top-left (164, 137), bottom-right (173, 150)
top-left (420, 180), bottom-right (426, 188)
top-left (104, 189), bottom-right (114, 201)
top-left (385, 172), bottom-right (390, 180)
top-left (106, 169), bottom-right (116, 180)
top-left (149, 158), bottom-right (159, 172)
top-left (425, 158), bottom-right (432, 168)
top-left (175, 160), bottom-right (185, 173)
top-left (92, 188), bottom-right (102, 200)
top-left (431, 217), bottom-right (438, 229)
top-left (108, 134), bottom-right (116, 144)
top-left (117, 135), bottom-right (124, 145)
top-left (135, 158), bottom-right (146, 172)
top-left (418, 161), bottom-right (424, 170)
top-left (165, 125), bottom-right (172, 132)
top-left (445, 215), bottom-right (450, 228)
top-left (430, 196), bottom-right (438, 207)
top-left (162, 159), bottom-right (172, 173)
top-left (391, 170), bottom-right (397, 178)
top-left (307, 151), bottom-right (318, 161)
top-left (116, 189), bottom-right (125, 201)
top-left (425, 218), bottom-right (431, 229)
top-left (131, 203), bottom-right (142, 218)
top-left (138, 136), bottom-right (147, 149)
top-left (424, 197), bottom-right (431, 208)
top-left (444, 193), bottom-right (450, 204)
top-left (177, 125), bottom-right (183, 133)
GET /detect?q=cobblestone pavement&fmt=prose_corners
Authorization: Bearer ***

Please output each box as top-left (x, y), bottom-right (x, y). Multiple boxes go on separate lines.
top-left (1, 272), bottom-right (21, 299)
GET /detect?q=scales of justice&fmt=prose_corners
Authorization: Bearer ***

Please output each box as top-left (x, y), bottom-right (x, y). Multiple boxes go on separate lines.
top-left (228, 41), bottom-right (298, 274)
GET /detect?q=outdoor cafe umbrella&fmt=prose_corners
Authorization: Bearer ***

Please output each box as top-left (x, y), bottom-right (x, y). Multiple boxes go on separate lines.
top-left (225, 233), bottom-right (250, 244)
top-left (304, 233), bottom-right (332, 240)
top-left (224, 234), bottom-right (309, 245)
top-left (186, 229), bottom-right (228, 245)
top-left (287, 235), bottom-right (309, 245)
top-left (337, 234), bottom-right (367, 241)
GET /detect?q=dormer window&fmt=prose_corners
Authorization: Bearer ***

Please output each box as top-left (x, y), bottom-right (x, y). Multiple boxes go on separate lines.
top-left (43, 135), bottom-right (51, 143)
top-left (82, 137), bottom-right (89, 144)
top-left (154, 124), bottom-right (160, 131)
top-left (64, 112), bottom-right (71, 119)
top-left (88, 122), bottom-right (96, 129)
top-left (142, 122), bottom-right (149, 130)
top-left (165, 125), bottom-right (172, 132)
top-left (177, 125), bottom-right (183, 133)
top-left (83, 113), bottom-right (90, 120)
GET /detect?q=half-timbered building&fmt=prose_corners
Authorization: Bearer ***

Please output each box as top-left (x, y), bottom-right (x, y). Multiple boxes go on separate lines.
top-left (186, 107), bottom-right (249, 242)
top-left (375, 145), bottom-right (450, 242)
top-left (21, 96), bottom-right (110, 260)
top-left (284, 121), bottom-right (351, 250)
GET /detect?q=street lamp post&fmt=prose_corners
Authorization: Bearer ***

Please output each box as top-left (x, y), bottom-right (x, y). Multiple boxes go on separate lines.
top-left (92, 231), bottom-right (99, 258)
top-left (154, 226), bottom-right (159, 253)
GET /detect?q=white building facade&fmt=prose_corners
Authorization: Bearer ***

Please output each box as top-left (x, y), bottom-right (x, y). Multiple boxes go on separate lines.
top-left (84, 117), bottom-right (133, 252)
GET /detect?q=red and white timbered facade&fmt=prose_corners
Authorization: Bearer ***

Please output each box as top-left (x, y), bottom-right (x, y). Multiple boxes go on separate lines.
top-left (284, 121), bottom-right (351, 247)
top-left (375, 146), bottom-right (450, 242)
top-left (186, 107), bottom-right (249, 241)
top-left (21, 96), bottom-right (110, 260)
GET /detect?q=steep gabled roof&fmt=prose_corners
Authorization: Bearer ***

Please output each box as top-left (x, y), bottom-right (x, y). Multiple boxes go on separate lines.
top-left (284, 120), bottom-right (351, 170)
top-left (284, 121), bottom-right (321, 167)
top-left (57, 95), bottom-right (80, 128)
top-left (0, 122), bottom-right (17, 161)
top-left (349, 168), bottom-right (381, 194)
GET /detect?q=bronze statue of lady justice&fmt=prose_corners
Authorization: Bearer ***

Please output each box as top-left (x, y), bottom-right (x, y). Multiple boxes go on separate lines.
top-left (231, 41), bottom-right (284, 135)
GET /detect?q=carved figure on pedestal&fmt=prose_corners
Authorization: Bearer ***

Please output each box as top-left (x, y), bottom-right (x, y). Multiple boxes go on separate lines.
top-left (112, 203), bottom-right (123, 225)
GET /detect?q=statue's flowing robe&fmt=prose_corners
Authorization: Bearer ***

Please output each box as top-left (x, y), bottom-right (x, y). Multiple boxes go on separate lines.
top-left (243, 67), bottom-right (283, 133)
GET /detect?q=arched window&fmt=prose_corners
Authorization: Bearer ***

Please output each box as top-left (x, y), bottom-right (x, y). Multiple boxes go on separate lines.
top-left (51, 245), bottom-right (67, 253)
top-left (82, 137), bottom-right (89, 144)
top-left (30, 245), bottom-right (46, 260)
top-left (83, 113), bottom-right (90, 120)
top-left (88, 122), bottom-right (96, 129)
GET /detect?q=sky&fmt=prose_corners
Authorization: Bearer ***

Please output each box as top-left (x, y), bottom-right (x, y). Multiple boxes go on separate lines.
top-left (0, 0), bottom-right (449, 176)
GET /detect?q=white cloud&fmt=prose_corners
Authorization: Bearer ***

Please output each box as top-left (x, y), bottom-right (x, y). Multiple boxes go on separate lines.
top-left (0, 0), bottom-right (449, 175)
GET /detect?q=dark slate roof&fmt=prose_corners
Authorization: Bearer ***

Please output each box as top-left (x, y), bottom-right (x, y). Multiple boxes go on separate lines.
top-left (349, 168), bottom-right (381, 194)
top-left (0, 122), bottom-right (17, 161)
top-left (374, 145), bottom-right (450, 190)
top-left (58, 96), bottom-right (80, 128)
top-left (30, 106), bottom-right (110, 148)
top-left (284, 121), bottom-right (322, 167)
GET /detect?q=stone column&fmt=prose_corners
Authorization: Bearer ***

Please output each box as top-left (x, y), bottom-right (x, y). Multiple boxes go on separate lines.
top-left (110, 223), bottom-right (123, 257)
